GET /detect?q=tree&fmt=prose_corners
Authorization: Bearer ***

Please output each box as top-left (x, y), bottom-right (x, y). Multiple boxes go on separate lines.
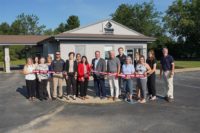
top-left (112, 2), bottom-right (170, 58)
top-left (54, 15), bottom-right (80, 34)
top-left (54, 23), bottom-right (66, 34)
top-left (43, 28), bottom-right (54, 35)
top-left (0, 22), bottom-right (11, 35)
top-left (112, 2), bottom-right (163, 37)
top-left (66, 15), bottom-right (80, 30)
top-left (163, 0), bottom-right (200, 58)
top-left (10, 13), bottom-right (46, 35)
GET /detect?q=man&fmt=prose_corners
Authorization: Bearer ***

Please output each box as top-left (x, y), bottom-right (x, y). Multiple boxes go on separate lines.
top-left (65, 52), bottom-right (77, 100)
top-left (159, 48), bottom-right (175, 102)
top-left (116, 47), bottom-right (126, 97)
top-left (51, 51), bottom-right (65, 100)
top-left (91, 51), bottom-right (106, 99)
top-left (107, 50), bottom-right (121, 101)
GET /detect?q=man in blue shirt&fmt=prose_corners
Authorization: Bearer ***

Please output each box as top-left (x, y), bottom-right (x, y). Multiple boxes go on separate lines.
top-left (159, 48), bottom-right (175, 102)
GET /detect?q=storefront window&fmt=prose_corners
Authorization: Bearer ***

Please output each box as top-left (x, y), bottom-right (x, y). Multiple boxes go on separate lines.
top-left (75, 45), bottom-right (85, 56)
top-left (104, 46), bottom-right (113, 60)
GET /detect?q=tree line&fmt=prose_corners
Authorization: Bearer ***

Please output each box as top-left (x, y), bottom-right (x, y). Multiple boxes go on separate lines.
top-left (0, 0), bottom-right (199, 61)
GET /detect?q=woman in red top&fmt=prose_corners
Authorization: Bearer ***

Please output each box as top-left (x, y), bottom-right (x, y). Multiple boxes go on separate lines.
top-left (78, 56), bottom-right (91, 100)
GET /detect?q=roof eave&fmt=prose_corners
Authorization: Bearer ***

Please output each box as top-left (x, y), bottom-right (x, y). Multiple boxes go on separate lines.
top-left (55, 37), bottom-right (155, 42)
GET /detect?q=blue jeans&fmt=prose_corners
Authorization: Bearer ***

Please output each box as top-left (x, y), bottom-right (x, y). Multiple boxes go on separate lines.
top-left (123, 79), bottom-right (133, 95)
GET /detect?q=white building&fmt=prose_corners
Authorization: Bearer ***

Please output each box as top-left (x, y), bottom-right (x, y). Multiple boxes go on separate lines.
top-left (41, 19), bottom-right (155, 62)
top-left (0, 19), bottom-right (155, 73)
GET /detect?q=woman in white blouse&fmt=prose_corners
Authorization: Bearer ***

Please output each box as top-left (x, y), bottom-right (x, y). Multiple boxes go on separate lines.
top-left (23, 58), bottom-right (36, 101)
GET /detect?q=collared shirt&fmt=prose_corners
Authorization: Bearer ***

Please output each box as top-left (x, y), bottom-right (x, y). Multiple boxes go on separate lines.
top-left (69, 60), bottom-right (74, 72)
top-left (51, 59), bottom-right (65, 72)
top-left (160, 55), bottom-right (174, 71)
top-left (94, 58), bottom-right (99, 70)
top-left (122, 64), bottom-right (135, 74)
top-left (107, 57), bottom-right (120, 73)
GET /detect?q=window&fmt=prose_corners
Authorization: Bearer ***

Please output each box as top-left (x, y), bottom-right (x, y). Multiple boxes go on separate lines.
top-left (75, 45), bottom-right (85, 56)
top-left (104, 46), bottom-right (113, 60)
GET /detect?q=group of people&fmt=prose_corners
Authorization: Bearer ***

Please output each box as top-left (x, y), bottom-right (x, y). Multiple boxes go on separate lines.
top-left (23, 47), bottom-right (175, 103)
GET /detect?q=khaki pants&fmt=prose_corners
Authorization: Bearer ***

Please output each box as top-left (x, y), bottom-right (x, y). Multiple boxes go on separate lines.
top-left (53, 73), bottom-right (64, 98)
top-left (163, 71), bottom-right (174, 99)
top-left (108, 76), bottom-right (119, 98)
top-left (47, 77), bottom-right (53, 99)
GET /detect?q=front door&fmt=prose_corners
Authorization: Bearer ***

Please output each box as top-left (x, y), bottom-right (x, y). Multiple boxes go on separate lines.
top-left (125, 47), bottom-right (143, 60)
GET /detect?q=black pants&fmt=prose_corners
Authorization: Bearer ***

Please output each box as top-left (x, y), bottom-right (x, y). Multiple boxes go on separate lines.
top-left (147, 73), bottom-right (156, 96)
top-left (76, 79), bottom-right (80, 97)
top-left (66, 73), bottom-right (76, 96)
top-left (94, 78), bottom-right (106, 97)
top-left (79, 79), bottom-right (89, 97)
top-left (38, 79), bottom-right (48, 99)
top-left (26, 80), bottom-right (36, 98)
top-left (35, 78), bottom-right (40, 98)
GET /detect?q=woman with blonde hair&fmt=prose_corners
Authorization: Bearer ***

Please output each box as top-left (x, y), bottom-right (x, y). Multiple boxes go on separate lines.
top-left (135, 55), bottom-right (151, 103)
top-left (122, 56), bottom-right (135, 103)
top-left (133, 52), bottom-right (140, 100)
top-left (46, 55), bottom-right (53, 100)
top-left (23, 58), bottom-right (36, 101)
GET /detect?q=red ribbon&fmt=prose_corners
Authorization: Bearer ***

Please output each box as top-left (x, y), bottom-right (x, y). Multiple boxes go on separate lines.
top-left (92, 70), bottom-right (145, 78)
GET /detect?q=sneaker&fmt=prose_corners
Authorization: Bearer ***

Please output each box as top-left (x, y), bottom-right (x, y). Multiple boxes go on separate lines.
top-left (72, 95), bottom-right (76, 100)
top-left (127, 99), bottom-right (131, 103)
top-left (167, 97), bottom-right (174, 103)
top-left (150, 96), bottom-right (157, 101)
top-left (139, 99), bottom-right (146, 104)
top-left (65, 96), bottom-right (69, 100)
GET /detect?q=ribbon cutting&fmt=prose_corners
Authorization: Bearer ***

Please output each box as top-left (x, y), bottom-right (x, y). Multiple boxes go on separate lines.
top-left (32, 70), bottom-right (145, 78)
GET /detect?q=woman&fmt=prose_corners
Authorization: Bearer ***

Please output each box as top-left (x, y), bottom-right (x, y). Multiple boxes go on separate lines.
top-left (133, 52), bottom-right (140, 100)
top-left (136, 55), bottom-right (151, 103)
top-left (23, 58), bottom-right (36, 101)
top-left (77, 56), bottom-right (91, 100)
top-left (122, 56), bottom-right (135, 102)
top-left (65, 52), bottom-right (77, 100)
top-left (34, 56), bottom-right (40, 98)
top-left (36, 57), bottom-right (49, 101)
top-left (46, 55), bottom-right (53, 99)
top-left (76, 53), bottom-right (81, 97)
top-left (146, 50), bottom-right (157, 100)
top-left (76, 53), bottom-right (82, 64)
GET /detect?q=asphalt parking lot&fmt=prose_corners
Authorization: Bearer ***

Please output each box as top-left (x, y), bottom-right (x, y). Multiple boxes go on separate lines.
top-left (0, 71), bottom-right (200, 133)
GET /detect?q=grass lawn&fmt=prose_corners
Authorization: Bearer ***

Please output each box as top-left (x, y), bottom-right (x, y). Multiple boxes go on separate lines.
top-left (157, 61), bottom-right (200, 69)
top-left (0, 59), bottom-right (26, 67)
top-left (0, 60), bottom-right (199, 69)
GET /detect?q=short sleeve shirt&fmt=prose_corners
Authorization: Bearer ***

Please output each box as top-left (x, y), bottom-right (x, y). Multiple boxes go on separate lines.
top-left (160, 55), bottom-right (174, 71)
top-left (122, 64), bottom-right (135, 74)
top-left (51, 59), bottom-right (65, 72)
top-left (146, 58), bottom-right (157, 69)
top-left (107, 57), bottom-right (120, 73)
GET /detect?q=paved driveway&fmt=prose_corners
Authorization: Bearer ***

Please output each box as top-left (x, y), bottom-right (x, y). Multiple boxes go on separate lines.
top-left (0, 71), bottom-right (200, 133)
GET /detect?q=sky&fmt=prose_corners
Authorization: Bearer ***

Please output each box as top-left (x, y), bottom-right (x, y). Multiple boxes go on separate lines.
top-left (0, 0), bottom-right (175, 30)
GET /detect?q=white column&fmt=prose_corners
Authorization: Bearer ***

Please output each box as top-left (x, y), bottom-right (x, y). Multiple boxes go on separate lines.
top-left (142, 44), bottom-right (147, 61)
top-left (4, 46), bottom-right (11, 73)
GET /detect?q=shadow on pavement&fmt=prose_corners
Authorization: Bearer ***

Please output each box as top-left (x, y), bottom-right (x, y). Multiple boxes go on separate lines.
top-left (16, 86), bottom-right (28, 99)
